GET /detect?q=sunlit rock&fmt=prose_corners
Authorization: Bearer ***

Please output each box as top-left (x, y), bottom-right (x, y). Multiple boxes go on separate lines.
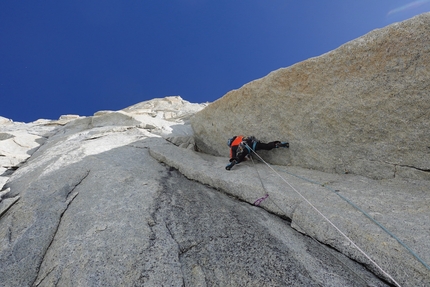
top-left (191, 13), bottom-right (430, 180)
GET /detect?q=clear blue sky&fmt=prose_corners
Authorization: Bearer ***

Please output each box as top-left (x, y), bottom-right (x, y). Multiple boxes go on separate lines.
top-left (1, 1), bottom-right (429, 122)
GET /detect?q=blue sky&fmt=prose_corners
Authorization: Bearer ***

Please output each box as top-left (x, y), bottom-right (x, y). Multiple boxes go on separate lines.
top-left (1, 1), bottom-right (430, 122)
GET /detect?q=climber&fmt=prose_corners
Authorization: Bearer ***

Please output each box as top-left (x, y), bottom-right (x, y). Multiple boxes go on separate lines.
top-left (226, 135), bottom-right (289, 170)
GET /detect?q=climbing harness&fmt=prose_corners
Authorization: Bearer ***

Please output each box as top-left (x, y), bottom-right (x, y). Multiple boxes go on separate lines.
top-left (251, 140), bottom-right (257, 151)
top-left (241, 138), bottom-right (257, 155)
top-left (244, 143), bottom-right (403, 287)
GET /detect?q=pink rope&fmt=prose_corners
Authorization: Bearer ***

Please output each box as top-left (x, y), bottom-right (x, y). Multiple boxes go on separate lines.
top-left (253, 194), bottom-right (269, 206)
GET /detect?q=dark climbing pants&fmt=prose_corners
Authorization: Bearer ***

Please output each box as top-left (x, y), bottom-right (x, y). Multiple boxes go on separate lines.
top-left (255, 141), bottom-right (278, 151)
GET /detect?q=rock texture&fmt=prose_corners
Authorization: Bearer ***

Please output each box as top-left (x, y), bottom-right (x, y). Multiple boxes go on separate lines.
top-left (0, 97), bottom-right (399, 286)
top-left (150, 142), bottom-right (430, 286)
top-left (1, 13), bottom-right (430, 286)
top-left (191, 12), bottom-right (430, 180)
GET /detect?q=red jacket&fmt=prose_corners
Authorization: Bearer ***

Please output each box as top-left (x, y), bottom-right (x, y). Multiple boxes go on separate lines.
top-left (229, 135), bottom-right (244, 158)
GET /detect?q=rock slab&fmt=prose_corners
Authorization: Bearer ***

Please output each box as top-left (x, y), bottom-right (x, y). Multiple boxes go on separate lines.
top-left (150, 141), bottom-right (430, 287)
top-left (0, 98), bottom-right (390, 286)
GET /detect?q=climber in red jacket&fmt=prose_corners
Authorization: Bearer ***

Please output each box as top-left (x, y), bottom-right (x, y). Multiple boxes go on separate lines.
top-left (226, 135), bottom-right (289, 170)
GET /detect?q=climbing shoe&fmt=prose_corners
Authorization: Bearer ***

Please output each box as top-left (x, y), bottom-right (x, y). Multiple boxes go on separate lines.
top-left (275, 142), bottom-right (289, 148)
top-left (225, 160), bottom-right (237, 170)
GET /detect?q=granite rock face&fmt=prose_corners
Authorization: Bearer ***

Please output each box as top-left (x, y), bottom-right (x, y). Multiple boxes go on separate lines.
top-left (150, 141), bottom-right (430, 287)
top-left (2, 13), bottom-right (430, 285)
top-left (191, 12), bottom-right (430, 180)
top-left (0, 97), bottom-right (396, 286)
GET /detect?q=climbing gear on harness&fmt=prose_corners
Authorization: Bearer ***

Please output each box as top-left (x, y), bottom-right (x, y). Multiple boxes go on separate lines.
top-left (252, 140), bottom-right (258, 150)
top-left (235, 137), bottom-right (257, 162)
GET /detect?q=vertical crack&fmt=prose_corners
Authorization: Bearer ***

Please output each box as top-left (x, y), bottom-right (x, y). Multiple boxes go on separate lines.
top-left (164, 222), bottom-right (179, 247)
top-left (32, 170), bottom-right (90, 287)
top-left (164, 222), bottom-right (204, 256)
top-left (33, 265), bottom-right (56, 287)
top-left (7, 226), bottom-right (12, 243)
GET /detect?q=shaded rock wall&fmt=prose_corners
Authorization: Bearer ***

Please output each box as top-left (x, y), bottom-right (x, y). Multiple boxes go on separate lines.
top-left (191, 13), bottom-right (430, 180)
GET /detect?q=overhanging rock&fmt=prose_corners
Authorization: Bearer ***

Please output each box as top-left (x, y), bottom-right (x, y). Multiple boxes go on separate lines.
top-left (191, 12), bottom-right (430, 180)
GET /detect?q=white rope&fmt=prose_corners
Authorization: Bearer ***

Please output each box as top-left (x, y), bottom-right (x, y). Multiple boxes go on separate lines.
top-left (246, 145), bottom-right (402, 287)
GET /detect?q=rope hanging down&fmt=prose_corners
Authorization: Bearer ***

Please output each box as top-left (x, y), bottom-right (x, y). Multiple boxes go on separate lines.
top-left (244, 143), bottom-right (402, 287)
top-left (250, 155), bottom-right (370, 286)
top-left (252, 148), bottom-right (430, 272)
top-left (249, 154), bottom-right (270, 206)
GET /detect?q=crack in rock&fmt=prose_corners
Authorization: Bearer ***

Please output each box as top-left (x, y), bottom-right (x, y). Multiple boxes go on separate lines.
top-left (64, 170), bottom-right (90, 200)
top-left (0, 187), bottom-right (11, 200)
top-left (139, 188), bottom-right (184, 286)
top-left (32, 170), bottom-right (90, 286)
top-left (33, 265), bottom-right (57, 287)
top-left (0, 195), bottom-right (20, 219)
top-left (32, 191), bottom-right (80, 286)
top-left (165, 221), bottom-right (204, 256)
top-left (179, 240), bottom-right (205, 256)
top-left (7, 226), bottom-right (12, 244)
top-left (12, 138), bottom-right (32, 148)
top-left (397, 164), bottom-right (430, 172)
